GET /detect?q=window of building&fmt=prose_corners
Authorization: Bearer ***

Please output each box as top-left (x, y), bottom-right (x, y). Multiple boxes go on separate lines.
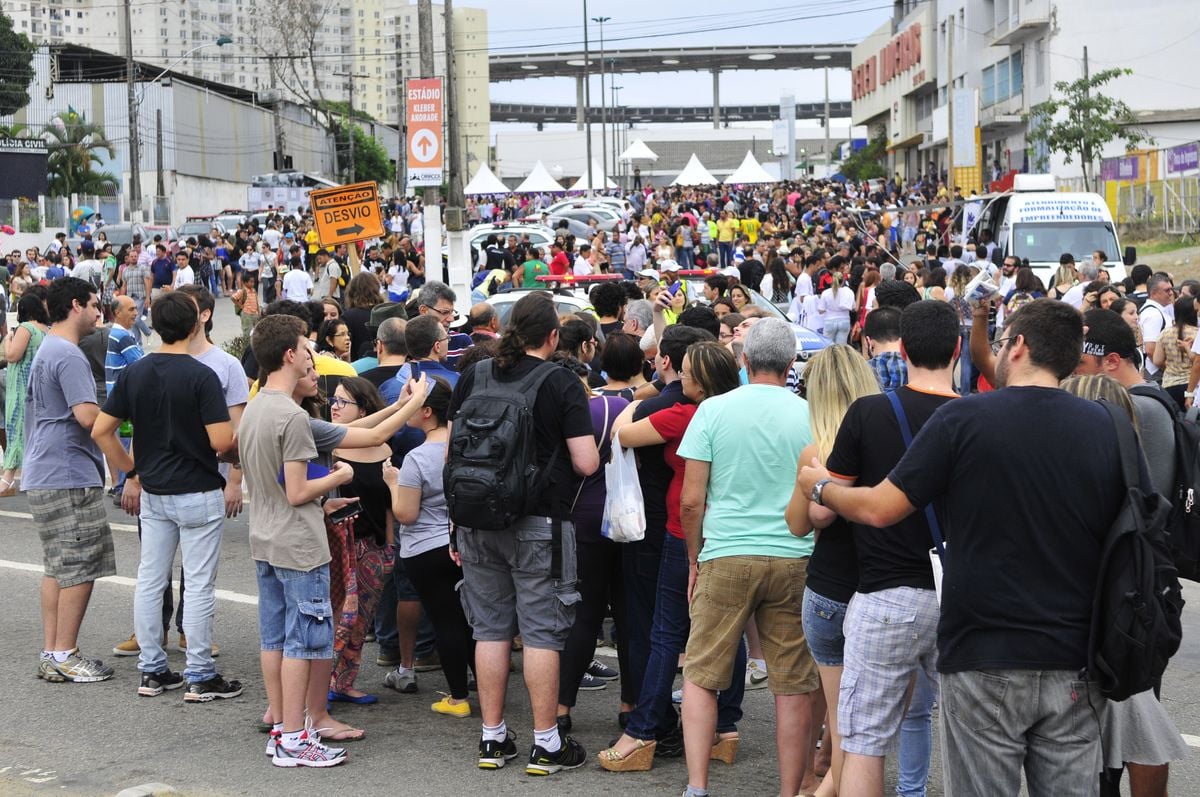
top-left (1011, 49), bottom-right (1023, 95)
top-left (996, 58), bottom-right (1009, 101)
top-left (982, 64), bottom-right (995, 106)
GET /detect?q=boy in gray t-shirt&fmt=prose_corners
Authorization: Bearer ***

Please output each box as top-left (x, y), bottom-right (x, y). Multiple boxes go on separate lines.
top-left (239, 315), bottom-right (353, 768)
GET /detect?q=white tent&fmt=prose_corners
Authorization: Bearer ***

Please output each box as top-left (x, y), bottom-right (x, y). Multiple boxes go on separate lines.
top-left (618, 138), bottom-right (659, 162)
top-left (514, 160), bottom-right (565, 193)
top-left (724, 151), bottom-right (777, 185)
top-left (671, 154), bottom-right (719, 187)
top-left (463, 163), bottom-right (510, 195)
top-left (568, 160), bottom-right (618, 191)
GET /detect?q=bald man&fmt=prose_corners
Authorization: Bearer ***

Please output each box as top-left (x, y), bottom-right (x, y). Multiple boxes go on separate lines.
top-left (468, 302), bottom-right (500, 338)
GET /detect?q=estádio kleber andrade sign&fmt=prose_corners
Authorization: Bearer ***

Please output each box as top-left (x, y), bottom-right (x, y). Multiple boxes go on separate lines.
top-left (853, 23), bottom-right (924, 100)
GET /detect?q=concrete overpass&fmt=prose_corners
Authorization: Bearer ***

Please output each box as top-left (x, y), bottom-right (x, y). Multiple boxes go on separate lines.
top-left (491, 100), bottom-right (852, 125)
top-left (489, 44), bottom-right (853, 129)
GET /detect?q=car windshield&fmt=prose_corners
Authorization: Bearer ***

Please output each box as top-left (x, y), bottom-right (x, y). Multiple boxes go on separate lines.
top-left (1012, 222), bottom-right (1120, 264)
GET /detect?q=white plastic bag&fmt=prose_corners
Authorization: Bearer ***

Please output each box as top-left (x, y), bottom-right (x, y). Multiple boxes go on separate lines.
top-left (602, 438), bottom-right (645, 543)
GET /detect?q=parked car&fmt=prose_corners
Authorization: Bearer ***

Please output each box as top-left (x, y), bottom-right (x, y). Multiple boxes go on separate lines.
top-left (67, 221), bottom-right (147, 253)
top-left (143, 225), bottom-right (179, 255)
top-left (177, 219), bottom-right (229, 241)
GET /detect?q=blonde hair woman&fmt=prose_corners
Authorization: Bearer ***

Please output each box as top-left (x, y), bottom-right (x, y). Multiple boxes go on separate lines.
top-left (785, 344), bottom-right (881, 797)
top-left (1047, 263), bottom-right (1077, 300)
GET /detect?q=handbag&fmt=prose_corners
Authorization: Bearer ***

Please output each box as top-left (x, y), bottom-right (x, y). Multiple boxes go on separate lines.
top-left (886, 390), bottom-right (947, 601)
top-left (602, 401), bottom-right (645, 543)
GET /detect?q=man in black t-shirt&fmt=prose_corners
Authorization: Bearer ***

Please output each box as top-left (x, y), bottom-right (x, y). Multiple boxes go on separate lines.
top-left (92, 292), bottom-right (243, 703)
top-left (800, 299), bottom-right (1125, 797)
top-left (615, 324), bottom-right (711, 722)
top-left (821, 300), bottom-right (959, 795)
top-left (447, 292), bottom-right (598, 775)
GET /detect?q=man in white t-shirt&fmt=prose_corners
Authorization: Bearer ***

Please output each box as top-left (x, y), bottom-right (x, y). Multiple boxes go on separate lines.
top-left (171, 252), bottom-right (194, 289)
top-left (573, 244), bottom-right (595, 276)
top-left (1140, 273), bottom-right (1176, 378)
top-left (319, 250), bottom-right (343, 300)
top-left (261, 222), bottom-right (283, 252)
top-left (281, 266), bottom-right (314, 302)
top-left (993, 255), bottom-right (1020, 329)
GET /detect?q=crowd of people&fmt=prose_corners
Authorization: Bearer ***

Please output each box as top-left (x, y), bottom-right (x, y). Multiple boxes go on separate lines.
top-left (0, 174), bottom-right (1192, 796)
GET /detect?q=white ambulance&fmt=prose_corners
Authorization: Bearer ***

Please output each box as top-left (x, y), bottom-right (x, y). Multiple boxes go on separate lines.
top-left (969, 174), bottom-right (1135, 284)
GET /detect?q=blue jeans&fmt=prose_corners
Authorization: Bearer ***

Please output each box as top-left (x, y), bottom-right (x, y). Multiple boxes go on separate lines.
top-left (825, 317), bottom-right (851, 344)
top-left (718, 241), bottom-right (734, 268)
top-left (897, 669), bottom-right (935, 797)
top-left (130, 296), bottom-right (151, 344)
top-left (256, 561), bottom-right (335, 659)
top-left (135, 489), bottom-right (224, 682)
top-left (625, 534), bottom-right (746, 741)
top-left (800, 587), bottom-right (847, 667)
top-left (942, 669), bottom-right (1105, 797)
top-left (621, 525), bottom-right (664, 699)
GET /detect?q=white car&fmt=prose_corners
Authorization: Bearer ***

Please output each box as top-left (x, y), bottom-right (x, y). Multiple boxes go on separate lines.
top-left (441, 222), bottom-right (559, 260)
top-left (486, 288), bottom-right (592, 330)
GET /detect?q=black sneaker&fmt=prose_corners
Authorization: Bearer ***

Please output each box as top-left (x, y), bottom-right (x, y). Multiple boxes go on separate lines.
top-left (478, 731), bottom-right (518, 770)
top-left (526, 736), bottom-right (586, 775)
top-left (184, 674), bottom-right (244, 703)
top-left (578, 672), bottom-right (607, 691)
top-left (138, 668), bottom-right (184, 697)
top-left (587, 659), bottom-right (619, 680)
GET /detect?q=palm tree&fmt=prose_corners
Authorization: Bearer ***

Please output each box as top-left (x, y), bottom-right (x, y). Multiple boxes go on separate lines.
top-left (43, 110), bottom-right (119, 196)
top-left (0, 122), bottom-right (30, 137)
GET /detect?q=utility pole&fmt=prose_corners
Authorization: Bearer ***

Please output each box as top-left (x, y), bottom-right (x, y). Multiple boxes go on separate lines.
top-left (946, 19), bottom-right (955, 189)
top-left (823, 66), bottom-right (830, 177)
top-left (417, 0), bottom-right (439, 204)
top-left (155, 108), bottom-right (164, 201)
top-left (592, 15), bottom-right (610, 190)
top-left (270, 57), bottom-right (286, 171)
top-left (123, 0), bottom-right (140, 219)
top-left (1083, 45), bottom-right (1091, 188)
top-left (611, 83), bottom-right (621, 188)
top-left (582, 0), bottom-right (593, 195)
top-left (334, 71), bottom-right (369, 182)
top-left (444, 0), bottom-right (463, 205)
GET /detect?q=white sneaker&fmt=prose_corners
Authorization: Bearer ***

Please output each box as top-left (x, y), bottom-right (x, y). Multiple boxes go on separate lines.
top-left (745, 660), bottom-right (769, 690)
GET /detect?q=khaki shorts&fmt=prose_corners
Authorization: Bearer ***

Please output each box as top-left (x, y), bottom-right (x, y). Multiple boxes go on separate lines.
top-left (685, 555), bottom-right (819, 696)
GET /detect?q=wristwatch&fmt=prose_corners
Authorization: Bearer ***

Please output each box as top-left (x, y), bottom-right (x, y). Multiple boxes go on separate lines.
top-left (810, 478), bottom-right (833, 507)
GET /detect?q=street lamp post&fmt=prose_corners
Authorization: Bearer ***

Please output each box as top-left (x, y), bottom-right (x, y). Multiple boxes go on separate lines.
top-left (582, 1), bottom-right (592, 196)
top-left (592, 15), bottom-right (610, 191)
top-left (610, 84), bottom-right (622, 189)
top-left (126, 34), bottom-right (232, 219)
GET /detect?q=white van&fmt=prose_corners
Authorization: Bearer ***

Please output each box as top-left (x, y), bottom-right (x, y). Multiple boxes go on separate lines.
top-left (969, 174), bottom-right (1135, 284)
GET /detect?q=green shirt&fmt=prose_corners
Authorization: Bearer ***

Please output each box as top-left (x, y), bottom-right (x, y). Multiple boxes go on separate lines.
top-left (522, 259), bottom-right (549, 288)
top-left (677, 383), bottom-right (814, 561)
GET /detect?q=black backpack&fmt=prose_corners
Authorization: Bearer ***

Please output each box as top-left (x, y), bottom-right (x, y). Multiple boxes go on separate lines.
top-left (444, 359), bottom-right (559, 531)
top-left (1129, 384), bottom-right (1200, 581)
top-left (1088, 401), bottom-right (1185, 701)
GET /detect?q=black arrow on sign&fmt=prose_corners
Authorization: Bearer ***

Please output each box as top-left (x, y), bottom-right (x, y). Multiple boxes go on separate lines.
top-left (335, 223), bottom-right (365, 236)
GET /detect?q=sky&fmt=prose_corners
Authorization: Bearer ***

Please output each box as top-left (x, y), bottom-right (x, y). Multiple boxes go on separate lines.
top-left (468, 0), bottom-right (893, 112)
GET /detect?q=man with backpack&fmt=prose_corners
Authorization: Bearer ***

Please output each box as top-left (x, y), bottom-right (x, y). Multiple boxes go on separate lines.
top-left (798, 300), bottom-right (1130, 797)
top-left (446, 292), bottom-right (599, 776)
top-left (1075, 309), bottom-right (1191, 795)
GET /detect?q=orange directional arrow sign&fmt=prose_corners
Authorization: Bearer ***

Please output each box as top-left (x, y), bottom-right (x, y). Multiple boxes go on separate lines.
top-left (309, 181), bottom-right (385, 247)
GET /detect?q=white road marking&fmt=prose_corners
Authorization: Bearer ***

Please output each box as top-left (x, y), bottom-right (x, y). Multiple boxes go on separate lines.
top-left (0, 559), bottom-right (259, 606)
top-left (1182, 733), bottom-right (1200, 748)
top-left (0, 508), bottom-right (139, 533)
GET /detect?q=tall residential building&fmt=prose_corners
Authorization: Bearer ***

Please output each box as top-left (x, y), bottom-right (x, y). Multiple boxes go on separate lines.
top-left (393, 0), bottom-right (490, 179)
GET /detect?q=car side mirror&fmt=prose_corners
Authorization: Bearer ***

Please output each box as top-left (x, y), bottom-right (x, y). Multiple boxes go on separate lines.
top-left (1123, 246), bottom-right (1137, 267)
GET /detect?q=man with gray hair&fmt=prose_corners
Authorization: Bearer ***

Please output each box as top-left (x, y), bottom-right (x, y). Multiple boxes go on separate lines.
top-left (361, 317), bottom-right (408, 393)
top-left (1139, 271), bottom-right (1176, 381)
top-left (1060, 260), bottom-right (1101, 310)
top-left (416, 281), bottom-right (473, 368)
top-left (623, 299), bottom-right (654, 341)
top-left (676, 318), bottom-right (819, 797)
top-left (879, 261), bottom-right (897, 281)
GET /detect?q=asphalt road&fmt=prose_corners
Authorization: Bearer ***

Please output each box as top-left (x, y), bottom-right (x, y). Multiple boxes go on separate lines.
top-left (0, 295), bottom-right (1196, 796)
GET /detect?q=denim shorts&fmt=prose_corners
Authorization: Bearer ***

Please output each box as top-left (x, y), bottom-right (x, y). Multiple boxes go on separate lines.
top-left (255, 561), bottom-right (335, 659)
top-left (801, 587), bottom-right (848, 667)
top-left (391, 547), bottom-right (421, 602)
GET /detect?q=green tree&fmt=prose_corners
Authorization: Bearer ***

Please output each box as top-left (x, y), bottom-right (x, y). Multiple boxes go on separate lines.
top-left (0, 11), bottom-right (35, 118)
top-left (43, 110), bottom-right (119, 195)
top-left (1026, 67), bottom-right (1153, 192)
top-left (333, 121), bottom-right (394, 185)
top-left (838, 133), bottom-right (888, 182)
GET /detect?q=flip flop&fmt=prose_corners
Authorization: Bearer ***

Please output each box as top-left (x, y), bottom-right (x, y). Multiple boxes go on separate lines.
top-left (327, 689), bottom-right (378, 705)
top-left (320, 726), bottom-right (366, 742)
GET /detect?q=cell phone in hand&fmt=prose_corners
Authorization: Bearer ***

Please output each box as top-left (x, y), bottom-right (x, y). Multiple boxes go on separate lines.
top-left (5, 311), bottom-right (17, 331)
top-left (328, 502), bottom-right (361, 523)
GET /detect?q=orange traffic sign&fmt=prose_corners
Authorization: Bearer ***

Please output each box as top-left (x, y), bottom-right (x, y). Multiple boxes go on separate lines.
top-left (309, 180), bottom-right (385, 247)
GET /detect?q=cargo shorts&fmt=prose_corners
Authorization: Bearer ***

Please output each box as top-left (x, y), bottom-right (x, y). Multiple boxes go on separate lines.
top-left (456, 516), bottom-right (580, 651)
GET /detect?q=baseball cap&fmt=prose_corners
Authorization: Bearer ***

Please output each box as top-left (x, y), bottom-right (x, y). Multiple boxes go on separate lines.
top-left (80, 240), bottom-right (95, 253)
top-left (637, 268), bottom-right (660, 280)
top-left (368, 301), bottom-right (408, 329)
top-left (1082, 308), bottom-right (1137, 360)
top-left (660, 260), bottom-right (681, 272)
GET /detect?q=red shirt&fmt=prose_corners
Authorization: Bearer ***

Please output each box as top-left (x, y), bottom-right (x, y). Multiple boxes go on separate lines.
top-left (549, 251), bottom-right (570, 276)
top-left (648, 402), bottom-right (699, 539)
